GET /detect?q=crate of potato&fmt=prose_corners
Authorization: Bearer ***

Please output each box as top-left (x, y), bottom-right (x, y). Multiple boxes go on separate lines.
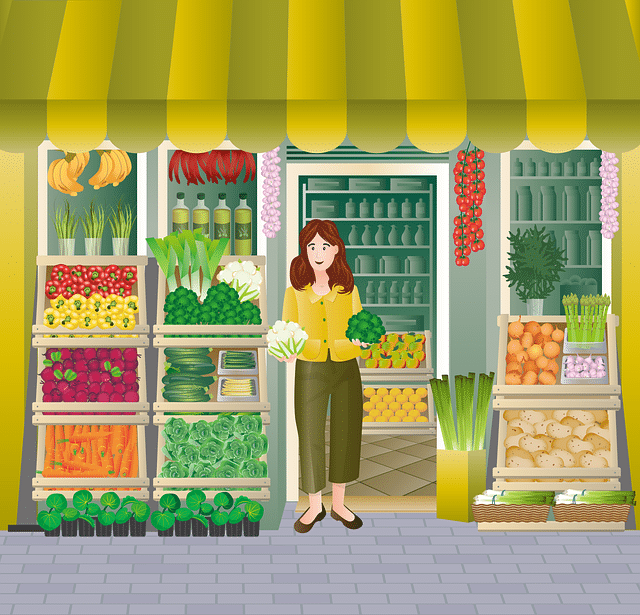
top-left (492, 406), bottom-right (622, 491)
top-left (362, 385), bottom-right (430, 426)
top-left (494, 315), bottom-right (620, 396)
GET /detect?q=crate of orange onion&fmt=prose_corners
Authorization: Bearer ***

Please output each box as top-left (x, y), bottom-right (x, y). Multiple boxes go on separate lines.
top-left (362, 385), bottom-right (432, 427)
top-left (493, 315), bottom-right (620, 397)
top-left (33, 420), bottom-right (149, 501)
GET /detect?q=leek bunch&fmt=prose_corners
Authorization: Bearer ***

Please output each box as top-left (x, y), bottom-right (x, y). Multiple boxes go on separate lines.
top-left (562, 293), bottom-right (610, 343)
top-left (81, 201), bottom-right (105, 239)
top-left (146, 230), bottom-right (229, 297)
top-left (474, 490), bottom-right (555, 506)
top-left (554, 490), bottom-right (635, 506)
top-left (52, 201), bottom-right (79, 239)
top-left (109, 200), bottom-right (136, 238)
top-left (430, 372), bottom-right (495, 451)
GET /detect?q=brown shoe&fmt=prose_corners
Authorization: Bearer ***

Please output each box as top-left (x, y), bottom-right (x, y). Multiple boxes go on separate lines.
top-left (331, 506), bottom-right (363, 530)
top-left (294, 504), bottom-right (326, 533)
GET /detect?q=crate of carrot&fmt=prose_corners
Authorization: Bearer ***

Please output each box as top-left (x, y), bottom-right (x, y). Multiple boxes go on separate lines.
top-left (34, 423), bottom-right (148, 491)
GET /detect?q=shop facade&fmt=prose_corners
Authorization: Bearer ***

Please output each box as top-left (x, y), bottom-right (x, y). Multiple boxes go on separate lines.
top-left (1, 0), bottom-right (639, 531)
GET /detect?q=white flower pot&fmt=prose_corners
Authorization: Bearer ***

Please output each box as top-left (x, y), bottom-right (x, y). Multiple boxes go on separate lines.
top-left (526, 298), bottom-right (544, 316)
top-left (58, 238), bottom-right (75, 256)
top-left (112, 237), bottom-right (130, 256)
top-left (85, 237), bottom-right (102, 256)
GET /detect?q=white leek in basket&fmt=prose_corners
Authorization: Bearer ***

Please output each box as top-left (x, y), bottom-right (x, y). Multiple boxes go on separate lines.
top-left (474, 490), bottom-right (555, 506)
top-left (267, 320), bottom-right (308, 359)
top-left (217, 259), bottom-right (262, 302)
top-left (554, 490), bottom-right (636, 505)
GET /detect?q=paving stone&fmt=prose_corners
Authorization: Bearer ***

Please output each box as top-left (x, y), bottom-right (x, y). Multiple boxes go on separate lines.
top-left (469, 583), bottom-right (527, 593)
top-left (559, 594), bottom-right (619, 603)
top-left (482, 536), bottom-right (538, 544)
top-left (496, 573), bottom-right (551, 583)
top-left (246, 607), bottom-right (302, 615)
top-left (244, 583), bottom-right (299, 593)
top-left (526, 583), bottom-right (585, 594)
top-left (0, 585), bottom-right (16, 594)
top-left (458, 545), bottom-right (513, 554)
top-left (476, 607), bottom-right (533, 615)
top-left (413, 583), bottom-right (470, 593)
top-left (2, 554), bottom-right (53, 564)
top-left (536, 536), bottom-right (589, 544)
top-left (323, 537), bottom-right (377, 545)
top-left (378, 536), bottom-right (432, 545)
top-left (417, 606), bottom-right (476, 615)
top-left (446, 594), bottom-right (504, 603)
top-left (297, 545), bottom-right (347, 553)
top-left (186, 606), bottom-right (242, 615)
top-left (106, 573), bottom-right (159, 583)
top-left (429, 537), bottom-right (484, 545)
top-left (215, 554), bottom-right (270, 563)
top-left (187, 584), bottom-right (242, 594)
top-left (373, 519), bottom-right (427, 527)
top-left (136, 545), bottom-right (189, 554)
top-left (353, 563), bottom-right (409, 573)
top-left (360, 606), bottom-right (418, 614)
top-left (582, 583), bottom-right (640, 593)
top-left (23, 564), bottom-right (76, 573)
top-left (160, 574), bottom-right (216, 583)
top-left (104, 593), bottom-right (160, 604)
top-left (300, 583), bottom-right (356, 593)
top-left (71, 606), bottom-right (127, 614)
top-left (217, 573), bottom-right (271, 583)
top-left (353, 545), bottom-right (404, 554)
top-left (245, 563), bottom-right (296, 573)
top-left (109, 555), bottom-right (163, 564)
top-left (543, 554), bottom-right (600, 564)
top-left (503, 595), bottom-right (561, 604)
top-left (129, 607), bottom-right (187, 615)
top-left (134, 563), bottom-right (188, 573)
top-left (436, 554), bottom-right (490, 563)
top-left (0, 594), bottom-right (45, 603)
top-left (440, 573), bottom-right (496, 583)
top-left (519, 564), bottom-right (575, 573)
top-left (592, 607), bottom-right (640, 614)
top-left (390, 595), bottom-right (446, 604)
top-left (618, 594), bottom-right (640, 603)
top-left (217, 594), bottom-right (276, 604)
top-left (565, 545), bottom-right (621, 554)
top-left (272, 555), bottom-right (326, 564)
top-left (0, 564), bottom-right (22, 573)
top-left (511, 546), bottom-right (567, 554)
top-left (0, 574), bottom-right (46, 583)
top-left (55, 555), bottom-right (106, 564)
top-left (74, 583), bottom-right (129, 593)
top-left (131, 583), bottom-right (186, 593)
top-left (302, 606), bottom-right (359, 614)
top-left (331, 595), bottom-right (392, 604)
top-left (606, 573), bottom-right (640, 583)
top-left (384, 574), bottom-right (439, 583)
top-left (275, 593), bottom-right (331, 603)
top-left (355, 583), bottom-right (413, 594)
top-left (189, 545), bottom-right (242, 554)
top-left (463, 564), bottom-right (518, 574)
top-left (532, 605), bottom-right (593, 615)
top-left (18, 583), bottom-right (74, 594)
top-left (45, 594), bottom-right (102, 604)
top-left (82, 545), bottom-right (135, 554)
top-left (13, 606), bottom-right (70, 614)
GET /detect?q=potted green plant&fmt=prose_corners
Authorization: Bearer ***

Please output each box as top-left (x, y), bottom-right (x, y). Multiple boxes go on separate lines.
top-left (37, 493), bottom-right (67, 537)
top-left (241, 498), bottom-right (265, 537)
top-left (150, 493), bottom-right (180, 537)
top-left (208, 491), bottom-right (234, 537)
top-left (81, 201), bottom-right (105, 256)
top-left (129, 501), bottom-right (151, 536)
top-left (95, 492), bottom-right (120, 537)
top-left (504, 225), bottom-right (567, 315)
top-left (109, 200), bottom-right (136, 256)
top-left (72, 490), bottom-right (100, 537)
top-left (185, 489), bottom-right (212, 537)
top-left (113, 496), bottom-right (138, 537)
top-left (52, 201), bottom-right (79, 256)
top-left (60, 506), bottom-right (81, 537)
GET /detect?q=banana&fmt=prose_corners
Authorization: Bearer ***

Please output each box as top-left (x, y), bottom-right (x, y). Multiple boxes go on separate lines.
top-left (66, 152), bottom-right (88, 181)
top-left (120, 150), bottom-right (132, 178)
top-left (47, 158), bottom-right (59, 191)
top-left (109, 150), bottom-right (127, 186)
top-left (88, 150), bottom-right (113, 189)
top-left (51, 158), bottom-right (83, 196)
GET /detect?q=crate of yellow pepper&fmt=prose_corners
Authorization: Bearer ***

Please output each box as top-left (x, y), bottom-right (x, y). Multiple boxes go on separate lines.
top-left (33, 256), bottom-right (149, 347)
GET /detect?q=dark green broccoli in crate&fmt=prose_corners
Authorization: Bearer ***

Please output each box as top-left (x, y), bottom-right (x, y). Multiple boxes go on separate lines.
top-left (345, 310), bottom-right (386, 345)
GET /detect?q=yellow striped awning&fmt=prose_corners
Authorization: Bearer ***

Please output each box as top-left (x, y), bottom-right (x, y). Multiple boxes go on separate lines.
top-left (0, 0), bottom-right (639, 154)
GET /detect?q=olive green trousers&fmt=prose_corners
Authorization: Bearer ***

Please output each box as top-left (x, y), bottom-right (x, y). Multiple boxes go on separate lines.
top-left (294, 355), bottom-right (363, 494)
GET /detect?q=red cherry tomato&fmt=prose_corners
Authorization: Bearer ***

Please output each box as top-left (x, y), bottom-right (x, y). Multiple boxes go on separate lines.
top-left (465, 156), bottom-right (474, 165)
top-left (463, 165), bottom-right (471, 174)
top-left (462, 215), bottom-right (470, 225)
top-left (471, 243), bottom-right (479, 252)
top-left (462, 175), bottom-right (472, 185)
top-left (476, 171), bottom-right (485, 181)
top-left (454, 162), bottom-right (464, 174)
top-left (475, 207), bottom-right (483, 217)
top-left (453, 227), bottom-right (463, 238)
top-left (476, 150), bottom-right (485, 159)
top-left (463, 246), bottom-right (471, 256)
top-left (453, 238), bottom-right (463, 247)
top-left (455, 195), bottom-right (465, 206)
top-left (468, 172), bottom-right (477, 182)
top-left (454, 174), bottom-right (463, 184)
top-left (455, 257), bottom-right (463, 267)
top-left (476, 239), bottom-right (485, 250)
top-left (476, 159), bottom-right (485, 170)
top-left (469, 223), bottom-right (478, 233)
top-left (462, 257), bottom-right (470, 266)
top-left (463, 186), bottom-right (471, 196)
top-left (475, 219), bottom-right (483, 229)
top-left (457, 150), bottom-right (466, 161)
top-left (453, 216), bottom-right (461, 226)
top-left (475, 229), bottom-right (484, 239)
top-left (454, 184), bottom-right (463, 195)
top-left (458, 204), bottom-right (470, 213)
top-left (454, 247), bottom-right (463, 257)
top-left (462, 237), bottom-right (471, 246)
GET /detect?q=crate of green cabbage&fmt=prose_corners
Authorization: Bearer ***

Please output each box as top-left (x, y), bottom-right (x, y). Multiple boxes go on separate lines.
top-left (218, 350), bottom-right (258, 375)
top-left (162, 348), bottom-right (216, 403)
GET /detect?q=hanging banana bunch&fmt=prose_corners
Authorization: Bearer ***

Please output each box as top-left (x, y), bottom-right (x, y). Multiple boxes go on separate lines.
top-left (47, 151), bottom-right (90, 197)
top-left (88, 149), bottom-right (132, 189)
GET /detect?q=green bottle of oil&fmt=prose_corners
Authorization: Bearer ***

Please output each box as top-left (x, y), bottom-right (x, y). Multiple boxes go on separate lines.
top-left (234, 193), bottom-right (252, 255)
top-left (192, 192), bottom-right (210, 238)
top-left (214, 193), bottom-right (231, 255)
top-left (171, 192), bottom-right (189, 233)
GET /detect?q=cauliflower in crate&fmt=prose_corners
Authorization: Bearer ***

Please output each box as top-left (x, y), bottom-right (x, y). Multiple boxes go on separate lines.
top-left (217, 260), bottom-right (262, 302)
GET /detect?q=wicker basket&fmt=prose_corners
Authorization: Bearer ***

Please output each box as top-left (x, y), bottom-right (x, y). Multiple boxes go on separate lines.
top-left (472, 504), bottom-right (550, 523)
top-left (553, 504), bottom-right (631, 523)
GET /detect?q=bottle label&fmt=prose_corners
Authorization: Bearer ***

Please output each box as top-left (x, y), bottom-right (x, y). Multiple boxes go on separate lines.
top-left (172, 222), bottom-right (189, 233)
top-left (235, 222), bottom-right (251, 241)
top-left (193, 222), bottom-right (210, 238)
top-left (214, 224), bottom-right (230, 239)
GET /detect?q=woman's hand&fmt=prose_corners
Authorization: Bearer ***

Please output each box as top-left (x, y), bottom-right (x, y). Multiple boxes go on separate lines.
top-left (351, 339), bottom-right (369, 349)
top-left (277, 354), bottom-right (298, 363)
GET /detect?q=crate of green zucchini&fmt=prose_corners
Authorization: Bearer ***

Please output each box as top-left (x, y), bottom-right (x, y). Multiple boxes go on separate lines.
top-left (154, 347), bottom-right (269, 413)
top-left (153, 255), bottom-right (268, 341)
top-left (152, 414), bottom-right (270, 502)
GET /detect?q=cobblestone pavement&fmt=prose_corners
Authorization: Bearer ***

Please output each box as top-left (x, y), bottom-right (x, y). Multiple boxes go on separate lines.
top-left (1, 503), bottom-right (639, 615)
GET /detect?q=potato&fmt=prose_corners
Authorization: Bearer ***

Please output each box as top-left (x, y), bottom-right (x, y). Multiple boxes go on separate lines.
top-left (591, 410), bottom-right (609, 423)
top-left (584, 433), bottom-right (610, 451)
top-left (586, 424), bottom-right (610, 439)
top-left (519, 435), bottom-right (548, 454)
top-left (567, 436), bottom-right (595, 455)
top-left (576, 451), bottom-right (608, 468)
top-left (561, 417), bottom-right (583, 430)
top-left (520, 410), bottom-right (545, 425)
top-left (551, 448), bottom-right (576, 468)
top-left (552, 410), bottom-right (568, 422)
top-left (534, 434), bottom-right (554, 452)
top-left (503, 410), bottom-right (521, 422)
top-left (533, 451), bottom-right (565, 468)
top-left (594, 449), bottom-right (612, 466)
top-left (504, 433), bottom-right (527, 448)
top-left (547, 421), bottom-right (572, 439)
top-left (572, 424), bottom-right (591, 440)
top-left (567, 410), bottom-right (597, 425)
top-left (508, 419), bottom-right (535, 436)
top-left (600, 419), bottom-right (610, 430)
top-left (541, 410), bottom-right (555, 420)
top-left (552, 435), bottom-right (573, 451)
top-left (505, 447), bottom-right (535, 468)
top-left (506, 425), bottom-right (524, 438)
top-left (534, 419), bottom-right (556, 435)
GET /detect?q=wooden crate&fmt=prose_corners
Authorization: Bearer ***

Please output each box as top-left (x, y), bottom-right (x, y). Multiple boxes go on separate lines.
top-left (33, 335), bottom-right (149, 348)
top-left (33, 423), bottom-right (149, 491)
top-left (34, 414), bottom-right (149, 426)
top-left (154, 347), bottom-right (270, 413)
top-left (33, 255), bottom-right (149, 336)
top-left (32, 347), bottom-right (149, 414)
top-left (494, 314), bottom-right (620, 396)
top-left (492, 402), bottom-right (621, 492)
top-left (153, 255), bottom-right (268, 338)
top-left (361, 381), bottom-right (435, 436)
top-left (153, 413), bottom-right (270, 500)
top-left (358, 331), bottom-right (433, 382)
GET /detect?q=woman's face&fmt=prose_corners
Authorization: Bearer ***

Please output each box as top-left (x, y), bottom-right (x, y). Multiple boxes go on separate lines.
top-left (306, 233), bottom-right (339, 273)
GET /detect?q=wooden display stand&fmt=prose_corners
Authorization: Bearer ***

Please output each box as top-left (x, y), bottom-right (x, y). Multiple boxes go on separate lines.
top-left (481, 314), bottom-right (625, 531)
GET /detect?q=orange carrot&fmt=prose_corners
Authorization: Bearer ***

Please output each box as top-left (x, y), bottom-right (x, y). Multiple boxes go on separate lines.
top-left (98, 425), bottom-right (109, 458)
top-left (63, 425), bottom-right (74, 460)
top-left (131, 442), bottom-right (138, 479)
top-left (45, 426), bottom-right (55, 469)
top-left (90, 426), bottom-right (98, 465)
top-left (42, 468), bottom-right (71, 478)
top-left (54, 426), bottom-right (65, 465)
top-left (78, 426), bottom-right (90, 462)
top-left (113, 425), bottom-right (126, 455)
top-left (104, 434), bottom-right (114, 476)
top-left (60, 459), bottom-right (110, 476)
top-left (68, 430), bottom-right (112, 443)
top-left (119, 428), bottom-right (135, 478)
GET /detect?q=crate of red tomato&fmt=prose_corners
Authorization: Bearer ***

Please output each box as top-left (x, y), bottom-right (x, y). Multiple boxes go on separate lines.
top-left (32, 346), bottom-right (149, 416)
top-left (33, 256), bottom-right (149, 346)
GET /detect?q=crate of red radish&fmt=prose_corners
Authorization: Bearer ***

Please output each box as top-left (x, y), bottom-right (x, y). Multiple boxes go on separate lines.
top-left (37, 489), bottom-right (264, 538)
top-left (35, 347), bottom-right (148, 413)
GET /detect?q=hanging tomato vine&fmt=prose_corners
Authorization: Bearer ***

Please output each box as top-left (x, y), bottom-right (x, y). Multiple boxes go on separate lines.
top-left (452, 144), bottom-right (486, 266)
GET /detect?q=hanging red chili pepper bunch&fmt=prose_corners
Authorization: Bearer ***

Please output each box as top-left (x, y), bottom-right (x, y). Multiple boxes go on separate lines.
top-left (452, 144), bottom-right (486, 266)
top-left (169, 150), bottom-right (256, 185)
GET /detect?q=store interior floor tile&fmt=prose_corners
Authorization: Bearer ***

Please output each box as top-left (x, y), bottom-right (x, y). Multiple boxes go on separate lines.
top-left (299, 423), bottom-right (436, 499)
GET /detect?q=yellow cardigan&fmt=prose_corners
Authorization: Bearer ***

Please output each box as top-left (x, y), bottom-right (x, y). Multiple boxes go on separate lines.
top-left (282, 284), bottom-right (362, 362)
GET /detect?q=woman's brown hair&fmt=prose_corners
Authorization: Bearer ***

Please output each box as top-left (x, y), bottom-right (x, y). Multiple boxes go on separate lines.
top-left (290, 219), bottom-right (354, 294)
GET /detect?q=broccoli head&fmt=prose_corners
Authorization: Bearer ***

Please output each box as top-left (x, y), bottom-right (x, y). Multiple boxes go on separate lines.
top-left (345, 309), bottom-right (386, 345)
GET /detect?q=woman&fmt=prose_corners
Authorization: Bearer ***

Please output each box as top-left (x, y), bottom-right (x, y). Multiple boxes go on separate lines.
top-left (279, 219), bottom-right (365, 533)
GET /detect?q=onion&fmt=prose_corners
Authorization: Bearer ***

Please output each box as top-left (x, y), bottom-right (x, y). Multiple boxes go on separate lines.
top-left (521, 332), bottom-right (534, 350)
top-left (543, 341), bottom-right (561, 359)
top-left (538, 371), bottom-right (556, 385)
top-left (546, 359), bottom-right (559, 375)
top-left (524, 321), bottom-right (541, 337)
top-left (505, 372), bottom-right (522, 385)
top-left (528, 344), bottom-right (543, 360)
top-left (508, 316), bottom-right (524, 338)
top-left (507, 339), bottom-right (523, 355)
top-left (551, 326), bottom-right (564, 343)
top-left (535, 355), bottom-right (549, 370)
top-left (540, 323), bottom-right (553, 337)
top-left (522, 371), bottom-right (538, 385)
